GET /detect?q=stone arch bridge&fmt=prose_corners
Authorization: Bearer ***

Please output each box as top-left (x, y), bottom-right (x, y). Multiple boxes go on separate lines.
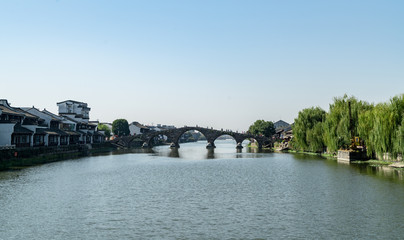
top-left (111, 126), bottom-right (272, 149)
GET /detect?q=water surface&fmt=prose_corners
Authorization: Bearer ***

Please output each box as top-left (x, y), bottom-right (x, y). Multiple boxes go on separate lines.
top-left (1, 140), bottom-right (404, 239)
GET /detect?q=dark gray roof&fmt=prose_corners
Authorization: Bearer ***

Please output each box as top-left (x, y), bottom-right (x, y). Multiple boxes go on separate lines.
top-left (35, 128), bottom-right (61, 135)
top-left (93, 131), bottom-right (105, 136)
top-left (274, 120), bottom-right (290, 130)
top-left (39, 109), bottom-right (63, 122)
top-left (131, 121), bottom-right (149, 129)
top-left (13, 124), bottom-right (33, 134)
top-left (64, 131), bottom-right (81, 136)
top-left (0, 105), bottom-right (25, 117)
top-left (57, 100), bottom-right (86, 105)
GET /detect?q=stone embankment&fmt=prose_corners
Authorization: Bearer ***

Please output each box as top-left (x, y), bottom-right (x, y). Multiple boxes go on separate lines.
top-left (390, 162), bottom-right (404, 168)
top-left (0, 143), bottom-right (115, 171)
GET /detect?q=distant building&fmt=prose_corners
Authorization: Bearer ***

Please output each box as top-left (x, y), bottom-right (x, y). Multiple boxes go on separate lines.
top-left (274, 120), bottom-right (290, 131)
top-left (57, 100), bottom-right (90, 123)
top-left (0, 99), bottom-right (24, 147)
top-left (129, 121), bottom-right (150, 135)
top-left (274, 120), bottom-right (293, 140)
top-left (156, 124), bottom-right (176, 130)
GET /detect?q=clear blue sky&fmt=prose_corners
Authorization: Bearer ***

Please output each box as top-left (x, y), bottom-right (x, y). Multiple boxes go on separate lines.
top-left (1, 0), bottom-right (403, 131)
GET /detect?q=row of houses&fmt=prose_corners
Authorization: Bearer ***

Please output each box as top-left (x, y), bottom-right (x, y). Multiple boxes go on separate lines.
top-left (0, 99), bottom-right (105, 148)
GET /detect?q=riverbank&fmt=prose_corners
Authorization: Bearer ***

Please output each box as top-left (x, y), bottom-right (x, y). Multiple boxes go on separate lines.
top-left (278, 149), bottom-right (404, 169)
top-left (0, 143), bottom-right (116, 171)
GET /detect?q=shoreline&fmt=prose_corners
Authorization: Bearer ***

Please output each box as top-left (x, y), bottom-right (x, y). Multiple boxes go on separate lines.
top-left (0, 143), bottom-right (116, 171)
top-left (2, 144), bottom-right (403, 172)
top-left (276, 149), bottom-right (404, 169)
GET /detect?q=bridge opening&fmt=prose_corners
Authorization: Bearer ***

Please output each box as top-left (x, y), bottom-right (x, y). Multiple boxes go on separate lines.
top-left (214, 134), bottom-right (237, 145)
top-left (242, 138), bottom-right (259, 148)
top-left (179, 130), bottom-right (207, 145)
top-left (149, 134), bottom-right (170, 147)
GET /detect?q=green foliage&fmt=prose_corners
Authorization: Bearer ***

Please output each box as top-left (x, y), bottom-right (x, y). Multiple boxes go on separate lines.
top-left (395, 118), bottom-right (404, 156)
top-left (248, 120), bottom-right (275, 138)
top-left (323, 95), bottom-right (372, 152)
top-left (97, 123), bottom-right (111, 138)
top-left (357, 94), bottom-right (404, 158)
top-left (293, 107), bottom-right (326, 152)
top-left (357, 106), bottom-right (375, 156)
top-left (112, 119), bottom-right (130, 137)
top-left (370, 103), bottom-right (396, 157)
top-left (292, 93), bottom-right (404, 158)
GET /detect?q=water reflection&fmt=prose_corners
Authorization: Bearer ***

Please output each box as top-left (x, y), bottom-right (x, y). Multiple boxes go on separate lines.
top-left (206, 149), bottom-right (215, 159)
top-left (169, 148), bottom-right (180, 158)
top-left (151, 141), bottom-right (268, 160)
top-left (351, 164), bottom-right (404, 182)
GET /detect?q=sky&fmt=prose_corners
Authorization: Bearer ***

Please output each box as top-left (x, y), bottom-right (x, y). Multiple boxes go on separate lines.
top-left (1, 0), bottom-right (403, 132)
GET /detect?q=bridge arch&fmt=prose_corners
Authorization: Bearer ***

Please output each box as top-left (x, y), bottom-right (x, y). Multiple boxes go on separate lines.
top-left (146, 133), bottom-right (171, 147)
top-left (178, 129), bottom-right (207, 144)
top-left (240, 137), bottom-right (260, 148)
top-left (211, 133), bottom-right (236, 145)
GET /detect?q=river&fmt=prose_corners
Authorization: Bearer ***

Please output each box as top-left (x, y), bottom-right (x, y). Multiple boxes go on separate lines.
top-left (1, 140), bottom-right (404, 239)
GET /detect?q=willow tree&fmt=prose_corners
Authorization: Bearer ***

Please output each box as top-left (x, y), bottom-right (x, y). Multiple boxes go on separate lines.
top-left (390, 94), bottom-right (404, 157)
top-left (358, 94), bottom-right (404, 158)
top-left (370, 103), bottom-right (397, 158)
top-left (323, 95), bottom-right (372, 153)
top-left (358, 106), bottom-right (375, 156)
top-left (293, 107), bottom-right (326, 152)
top-left (395, 118), bottom-right (404, 157)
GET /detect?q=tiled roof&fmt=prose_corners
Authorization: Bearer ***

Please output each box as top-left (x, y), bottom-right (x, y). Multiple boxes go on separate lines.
top-left (42, 109), bottom-right (65, 121)
top-left (13, 124), bottom-right (33, 134)
top-left (64, 131), bottom-right (81, 136)
top-left (36, 128), bottom-right (60, 135)
top-left (93, 131), bottom-right (105, 136)
top-left (52, 129), bottom-right (69, 136)
top-left (57, 100), bottom-right (86, 105)
top-left (0, 105), bottom-right (24, 116)
top-left (63, 116), bottom-right (87, 124)
top-left (131, 121), bottom-right (149, 129)
top-left (14, 108), bottom-right (39, 119)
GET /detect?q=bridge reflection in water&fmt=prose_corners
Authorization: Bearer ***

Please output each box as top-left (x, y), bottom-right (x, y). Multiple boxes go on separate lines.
top-left (148, 140), bottom-right (274, 160)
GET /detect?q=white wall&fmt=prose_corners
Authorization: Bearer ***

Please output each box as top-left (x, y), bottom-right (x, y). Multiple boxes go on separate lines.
top-left (57, 102), bottom-right (69, 114)
top-left (129, 124), bottom-right (141, 135)
top-left (0, 123), bottom-right (16, 146)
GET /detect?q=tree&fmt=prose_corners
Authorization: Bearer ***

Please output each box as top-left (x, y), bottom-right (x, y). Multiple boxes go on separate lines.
top-left (248, 120), bottom-right (275, 138)
top-left (357, 94), bottom-right (404, 158)
top-left (395, 118), bottom-right (404, 157)
top-left (112, 119), bottom-right (130, 137)
top-left (293, 107), bottom-right (326, 152)
top-left (357, 105), bottom-right (375, 156)
top-left (97, 123), bottom-right (111, 138)
top-left (323, 95), bottom-right (372, 152)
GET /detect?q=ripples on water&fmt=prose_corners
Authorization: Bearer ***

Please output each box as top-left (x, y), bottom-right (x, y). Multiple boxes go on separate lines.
top-left (0, 140), bottom-right (404, 239)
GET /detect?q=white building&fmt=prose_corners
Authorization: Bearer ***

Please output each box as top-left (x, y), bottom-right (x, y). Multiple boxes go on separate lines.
top-left (0, 99), bottom-right (104, 148)
top-left (57, 100), bottom-right (90, 123)
top-left (0, 100), bottom-right (19, 147)
top-left (129, 121), bottom-right (150, 135)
